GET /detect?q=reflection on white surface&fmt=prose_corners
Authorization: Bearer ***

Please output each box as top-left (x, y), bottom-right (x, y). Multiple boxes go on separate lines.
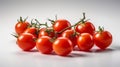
top-left (0, 0), bottom-right (120, 67)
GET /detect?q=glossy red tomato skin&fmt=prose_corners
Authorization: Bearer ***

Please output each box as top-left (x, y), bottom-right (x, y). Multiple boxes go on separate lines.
top-left (75, 22), bottom-right (95, 35)
top-left (38, 28), bottom-right (55, 38)
top-left (15, 22), bottom-right (30, 35)
top-left (61, 29), bottom-right (78, 48)
top-left (24, 27), bottom-right (38, 38)
top-left (36, 36), bottom-right (53, 54)
top-left (93, 31), bottom-right (112, 50)
top-left (17, 33), bottom-right (36, 51)
top-left (53, 37), bottom-right (73, 56)
top-left (77, 33), bottom-right (94, 51)
top-left (53, 19), bottom-right (71, 32)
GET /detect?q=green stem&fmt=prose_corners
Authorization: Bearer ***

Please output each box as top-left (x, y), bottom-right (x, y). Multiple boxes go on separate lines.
top-left (45, 22), bottom-right (49, 28)
top-left (39, 22), bottom-right (49, 28)
top-left (11, 34), bottom-right (18, 38)
top-left (82, 12), bottom-right (86, 20)
top-left (35, 19), bottom-right (40, 23)
top-left (30, 19), bottom-right (36, 27)
top-left (35, 19), bottom-right (49, 28)
top-left (48, 19), bottom-right (55, 25)
top-left (57, 12), bottom-right (86, 34)
top-left (57, 19), bottom-right (83, 34)
top-left (24, 16), bottom-right (28, 22)
top-left (73, 25), bottom-right (78, 36)
top-left (98, 26), bottom-right (104, 32)
top-left (57, 25), bottom-right (74, 34)
top-left (18, 16), bottom-right (28, 22)
top-left (48, 15), bottom-right (58, 25)
top-left (20, 16), bottom-right (23, 22)
top-left (80, 12), bottom-right (86, 23)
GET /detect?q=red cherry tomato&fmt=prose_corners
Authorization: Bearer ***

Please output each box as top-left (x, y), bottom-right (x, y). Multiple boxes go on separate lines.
top-left (17, 33), bottom-right (36, 51)
top-left (38, 28), bottom-right (55, 38)
top-left (53, 19), bottom-right (71, 32)
top-left (61, 29), bottom-right (78, 48)
top-left (15, 17), bottom-right (30, 35)
top-left (24, 27), bottom-right (38, 38)
top-left (77, 33), bottom-right (94, 51)
top-left (36, 36), bottom-right (53, 54)
top-left (75, 22), bottom-right (95, 35)
top-left (93, 27), bottom-right (112, 50)
top-left (53, 37), bottom-right (73, 56)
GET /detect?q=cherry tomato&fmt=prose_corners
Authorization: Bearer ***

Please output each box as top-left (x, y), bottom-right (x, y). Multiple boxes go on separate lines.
top-left (93, 27), bottom-right (112, 50)
top-left (15, 17), bottom-right (30, 35)
top-left (36, 36), bottom-right (53, 54)
top-left (53, 37), bottom-right (73, 56)
top-left (77, 33), bottom-right (94, 51)
top-left (61, 29), bottom-right (78, 48)
top-left (38, 28), bottom-right (54, 38)
top-left (17, 33), bottom-right (36, 51)
top-left (24, 27), bottom-right (38, 38)
top-left (75, 22), bottom-right (95, 35)
top-left (53, 19), bottom-right (71, 32)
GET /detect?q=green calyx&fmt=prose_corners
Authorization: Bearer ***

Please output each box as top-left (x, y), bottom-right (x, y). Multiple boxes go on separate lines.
top-left (48, 19), bottom-right (55, 25)
top-left (98, 26), bottom-right (104, 33)
top-left (45, 28), bottom-right (54, 34)
top-left (48, 15), bottom-right (58, 25)
top-left (17, 16), bottom-right (28, 22)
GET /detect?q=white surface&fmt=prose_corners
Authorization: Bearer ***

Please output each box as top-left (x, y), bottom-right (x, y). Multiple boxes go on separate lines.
top-left (0, 0), bottom-right (120, 67)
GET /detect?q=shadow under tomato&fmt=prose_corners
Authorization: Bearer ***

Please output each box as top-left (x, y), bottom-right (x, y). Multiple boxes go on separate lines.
top-left (66, 53), bottom-right (90, 58)
top-left (73, 47), bottom-right (93, 53)
top-left (91, 48), bottom-right (114, 53)
top-left (93, 43), bottom-right (120, 53)
top-left (48, 51), bottom-right (89, 58)
top-left (73, 47), bottom-right (80, 51)
top-left (25, 49), bottom-right (38, 52)
top-left (51, 52), bottom-right (57, 55)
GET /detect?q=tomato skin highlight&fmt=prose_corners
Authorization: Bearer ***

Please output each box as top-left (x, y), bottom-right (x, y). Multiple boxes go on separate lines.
top-left (17, 33), bottom-right (36, 51)
top-left (53, 37), bottom-right (73, 56)
top-left (53, 19), bottom-right (71, 32)
top-left (15, 22), bottom-right (30, 35)
top-left (93, 31), bottom-right (112, 50)
top-left (61, 29), bottom-right (78, 48)
top-left (24, 27), bottom-right (38, 38)
top-left (36, 36), bottom-right (53, 54)
top-left (77, 33), bottom-right (94, 51)
top-left (75, 22), bottom-right (95, 35)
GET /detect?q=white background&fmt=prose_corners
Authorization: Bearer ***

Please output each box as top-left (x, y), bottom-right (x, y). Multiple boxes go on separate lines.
top-left (0, 0), bottom-right (120, 67)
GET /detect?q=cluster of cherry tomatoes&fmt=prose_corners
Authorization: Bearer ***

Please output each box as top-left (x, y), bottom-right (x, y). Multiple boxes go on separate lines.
top-left (13, 13), bottom-right (113, 56)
